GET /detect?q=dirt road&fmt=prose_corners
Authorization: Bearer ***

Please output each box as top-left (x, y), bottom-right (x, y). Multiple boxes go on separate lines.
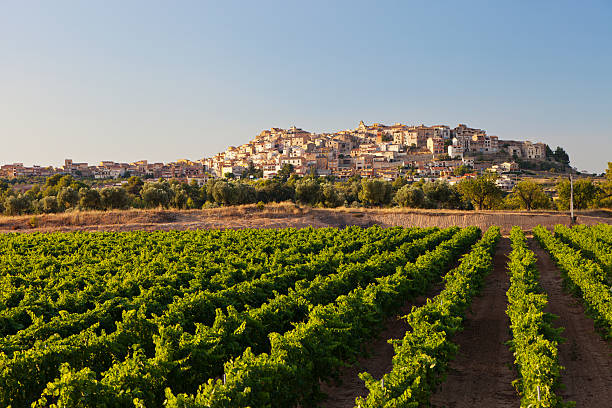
top-left (529, 239), bottom-right (612, 407)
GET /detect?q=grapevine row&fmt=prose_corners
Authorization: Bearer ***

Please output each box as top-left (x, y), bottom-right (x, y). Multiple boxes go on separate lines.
top-left (574, 224), bottom-right (612, 245)
top-left (156, 227), bottom-right (481, 408)
top-left (1, 226), bottom-right (424, 354)
top-left (0, 227), bottom-right (367, 336)
top-left (533, 225), bottom-right (612, 339)
top-left (506, 226), bottom-right (565, 407)
top-left (354, 226), bottom-right (500, 407)
top-left (554, 224), bottom-right (612, 277)
top-left (0, 227), bottom-right (441, 407)
top-left (40, 227), bottom-right (467, 406)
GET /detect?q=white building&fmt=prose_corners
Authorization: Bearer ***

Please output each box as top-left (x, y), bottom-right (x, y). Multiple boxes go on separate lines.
top-left (448, 144), bottom-right (464, 159)
top-left (495, 176), bottom-right (516, 191)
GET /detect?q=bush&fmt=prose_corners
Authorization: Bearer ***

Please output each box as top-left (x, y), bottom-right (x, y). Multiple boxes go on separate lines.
top-left (28, 216), bottom-right (39, 228)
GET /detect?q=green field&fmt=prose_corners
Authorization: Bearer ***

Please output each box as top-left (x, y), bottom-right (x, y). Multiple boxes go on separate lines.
top-left (0, 224), bottom-right (610, 407)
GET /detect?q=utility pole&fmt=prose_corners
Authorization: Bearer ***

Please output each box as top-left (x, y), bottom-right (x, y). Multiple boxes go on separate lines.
top-left (569, 174), bottom-right (575, 224)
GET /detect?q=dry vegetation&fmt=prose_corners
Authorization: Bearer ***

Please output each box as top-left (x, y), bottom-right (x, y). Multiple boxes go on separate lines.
top-left (1, 203), bottom-right (610, 234)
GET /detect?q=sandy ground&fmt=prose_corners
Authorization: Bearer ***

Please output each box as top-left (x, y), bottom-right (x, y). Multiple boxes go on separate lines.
top-left (529, 239), bottom-right (612, 407)
top-left (1, 206), bottom-right (610, 234)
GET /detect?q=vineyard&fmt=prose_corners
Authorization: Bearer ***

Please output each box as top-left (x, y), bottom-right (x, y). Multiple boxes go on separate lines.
top-left (0, 224), bottom-right (610, 407)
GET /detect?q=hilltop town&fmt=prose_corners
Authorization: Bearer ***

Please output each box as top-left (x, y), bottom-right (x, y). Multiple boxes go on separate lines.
top-left (203, 122), bottom-right (556, 186)
top-left (1, 122), bottom-right (566, 191)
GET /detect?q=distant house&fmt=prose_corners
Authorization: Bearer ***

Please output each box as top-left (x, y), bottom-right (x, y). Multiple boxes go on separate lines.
top-left (495, 176), bottom-right (516, 191)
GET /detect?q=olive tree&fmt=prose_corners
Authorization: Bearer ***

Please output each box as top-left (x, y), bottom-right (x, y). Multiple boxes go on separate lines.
top-left (457, 174), bottom-right (502, 210)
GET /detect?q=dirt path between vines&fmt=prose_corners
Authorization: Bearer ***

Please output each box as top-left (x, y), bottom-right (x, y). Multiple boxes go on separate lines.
top-left (318, 282), bottom-right (446, 407)
top-left (319, 238), bottom-right (517, 408)
top-left (529, 238), bottom-right (612, 407)
top-left (429, 237), bottom-right (517, 408)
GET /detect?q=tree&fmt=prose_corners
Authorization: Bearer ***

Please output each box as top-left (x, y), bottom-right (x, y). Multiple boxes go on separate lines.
top-left (124, 176), bottom-right (144, 196)
top-left (43, 174), bottom-right (63, 188)
top-left (79, 188), bottom-right (102, 210)
top-left (599, 162), bottom-right (612, 208)
top-left (392, 177), bottom-right (408, 191)
top-left (57, 175), bottom-right (72, 188)
top-left (254, 180), bottom-right (294, 203)
top-left (205, 179), bottom-right (217, 202)
top-left (210, 180), bottom-right (256, 205)
top-left (24, 184), bottom-right (42, 202)
top-left (42, 175), bottom-right (64, 198)
top-left (242, 183), bottom-right (258, 204)
top-left (184, 180), bottom-right (206, 208)
top-left (457, 174), bottom-right (502, 210)
top-left (57, 187), bottom-right (79, 209)
top-left (321, 183), bottom-right (344, 208)
top-left (141, 182), bottom-right (173, 208)
top-left (556, 178), bottom-right (599, 210)
top-left (100, 187), bottom-right (129, 210)
top-left (359, 179), bottom-right (392, 206)
top-left (338, 179), bottom-right (361, 204)
top-left (453, 165), bottom-right (473, 177)
top-left (552, 146), bottom-right (570, 165)
top-left (379, 133), bottom-right (393, 142)
top-left (4, 195), bottom-right (31, 215)
top-left (507, 180), bottom-right (550, 210)
top-left (394, 185), bottom-right (425, 208)
top-left (40, 196), bottom-right (59, 213)
top-left (295, 178), bottom-right (321, 205)
top-left (170, 183), bottom-right (189, 209)
top-left (211, 180), bottom-right (234, 205)
top-left (422, 181), bottom-right (462, 209)
top-left (276, 164), bottom-right (294, 182)
top-left (242, 162), bottom-right (263, 179)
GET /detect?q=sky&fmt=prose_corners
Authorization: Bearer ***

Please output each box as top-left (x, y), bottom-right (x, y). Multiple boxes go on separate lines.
top-left (1, 1), bottom-right (611, 173)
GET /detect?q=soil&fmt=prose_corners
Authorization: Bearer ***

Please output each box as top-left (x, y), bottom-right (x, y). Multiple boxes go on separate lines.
top-left (429, 237), bottom-right (517, 408)
top-left (1, 206), bottom-right (611, 234)
top-left (319, 235), bottom-right (612, 408)
top-left (319, 239), bottom-right (518, 408)
top-left (319, 286), bottom-right (443, 408)
top-left (529, 238), bottom-right (612, 407)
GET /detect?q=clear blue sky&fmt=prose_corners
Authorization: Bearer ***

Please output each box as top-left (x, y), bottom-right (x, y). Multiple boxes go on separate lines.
top-left (1, 1), bottom-right (610, 173)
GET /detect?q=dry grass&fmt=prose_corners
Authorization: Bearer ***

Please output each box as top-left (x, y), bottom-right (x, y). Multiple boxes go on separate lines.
top-left (0, 204), bottom-right (610, 234)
